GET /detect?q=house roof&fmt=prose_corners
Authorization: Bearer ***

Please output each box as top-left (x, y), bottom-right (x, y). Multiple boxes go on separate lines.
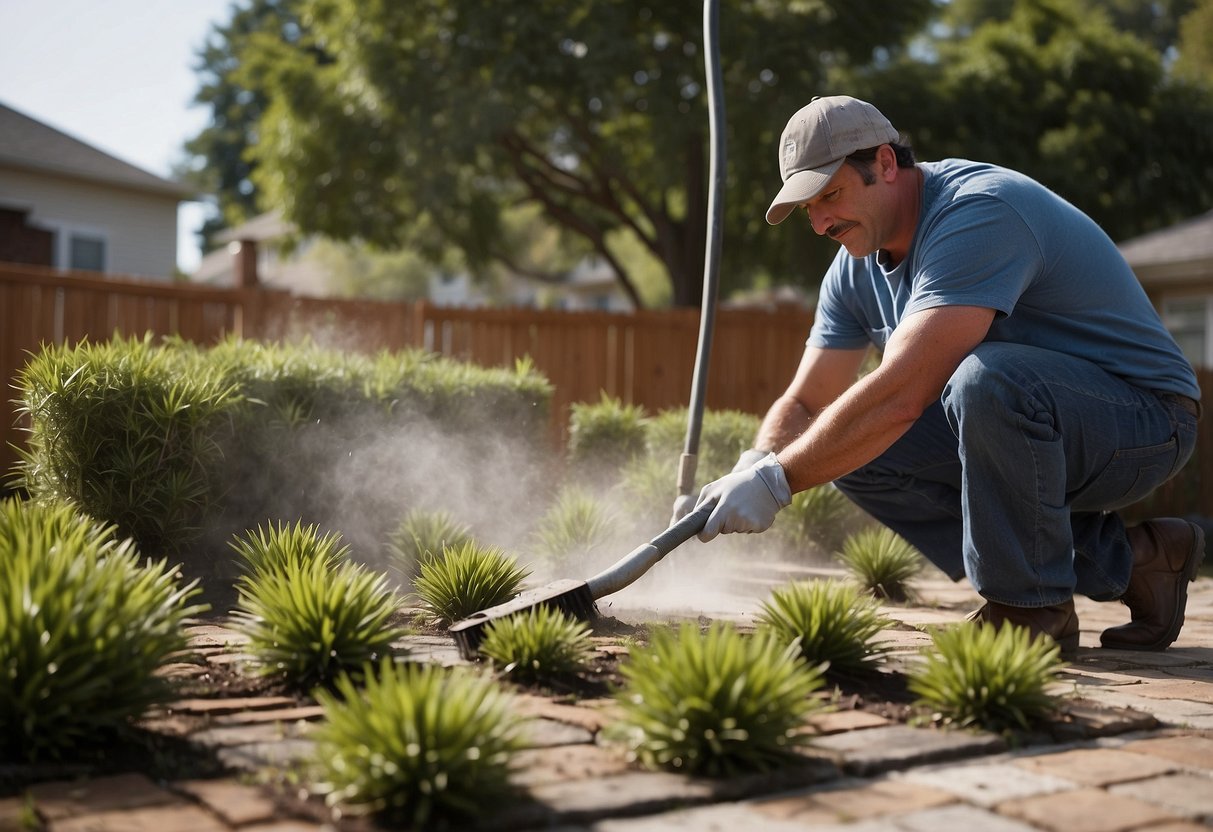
top-left (1118, 210), bottom-right (1213, 283)
top-left (0, 100), bottom-right (194, 199)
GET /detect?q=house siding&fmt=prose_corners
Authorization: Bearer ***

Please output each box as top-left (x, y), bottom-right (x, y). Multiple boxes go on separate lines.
top-left (0, 164), bottom-right (178, 277)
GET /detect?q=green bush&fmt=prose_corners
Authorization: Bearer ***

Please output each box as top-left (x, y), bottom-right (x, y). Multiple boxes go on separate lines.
top-left (644, 408), bottom-right (761, 483)
top-left (0, 498), bottom-right (205, 761)
top-left (413, 541), bottom-right (530, 626)
top-left (908, 622), bottom-right (1066, 735)
top-left (567, 393), bottom-right (648, 468)
top-left (480, 606), bottom-right (595, 684)
top-left (386, 508), bottom-right (474, 586)
top-left (312, 659), bottom-right (526, 828)
top-left (13, 334), bottom-right (240, 554)
top-left (232, 542), bottom-right (406, 688)
top-left (612, 621), bottom-right (825, 776)
top-left (757, 579), bottom-right (892, 674)
top-left (837, 526), bottom-right (923, 602)
top-left (15, 335), bottom-right (553, 559)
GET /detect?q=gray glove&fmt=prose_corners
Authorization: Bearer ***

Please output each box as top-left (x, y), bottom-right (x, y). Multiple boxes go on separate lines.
top-left (730, 447), bottom-right (770, 473)
top-left (695, 452), bottom-right (792, 542)
top-left (670, 448), bottom-right (770, 525)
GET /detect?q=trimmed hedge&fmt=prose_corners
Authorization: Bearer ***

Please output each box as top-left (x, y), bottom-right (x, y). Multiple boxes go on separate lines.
top-left (14, 335), bottom-right (552, 557)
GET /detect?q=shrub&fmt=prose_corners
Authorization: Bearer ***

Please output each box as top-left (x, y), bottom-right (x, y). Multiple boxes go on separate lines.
top-left (837, 526), bottom-right (924, 602)
top-left (13, 334), bottom-right (239, 554)
top-left (230, 520), bottom-right (350, 575)
top-left (480, 606), bottom-right (595, 684)
top-left (386, 508), bottom-right (475, 586)
top-left (532, 486), bottom-right (613, 563)
top-left (757, 579), bottom-right (892, 674)
top-left (908, 622), bottom-right (1066, 734)
top-left (644, 408), bottom-right (761, 482)
top-left (612, 621), bottom-right (825, 776)
top-left (0, 498), bottom-right (205, 761)
top-left (413, 541), bottom-right (530, 626)
top-left (567, 393), bottom-right (648, 469)
top-left (311, 659), bottom-right (526, 828)
top-left (232, 551), bottom-right (406, 688)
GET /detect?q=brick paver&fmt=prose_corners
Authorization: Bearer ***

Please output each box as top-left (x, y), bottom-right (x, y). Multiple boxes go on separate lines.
top-left (996, 786), bottom-right (1182, 832)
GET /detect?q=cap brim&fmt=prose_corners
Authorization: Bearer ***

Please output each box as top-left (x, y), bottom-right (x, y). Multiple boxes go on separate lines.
top-left (765, 158), bottom-right (846, 225)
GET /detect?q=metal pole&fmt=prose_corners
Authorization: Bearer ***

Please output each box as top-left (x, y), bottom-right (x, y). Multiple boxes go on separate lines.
top-left (675, 0), bottom-right (726, 501)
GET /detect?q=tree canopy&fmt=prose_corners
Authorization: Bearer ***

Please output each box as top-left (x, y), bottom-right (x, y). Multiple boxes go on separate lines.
top-left (184, 0), bottom-right (1213, 306)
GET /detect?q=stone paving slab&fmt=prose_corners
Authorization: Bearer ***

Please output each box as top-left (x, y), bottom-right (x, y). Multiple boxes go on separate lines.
top-left (806, 723), bottom-right (1008, 776)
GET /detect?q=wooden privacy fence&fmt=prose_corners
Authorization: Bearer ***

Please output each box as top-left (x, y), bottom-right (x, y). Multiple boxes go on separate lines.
top-left (0, 262), bottom-right (811, 480)
top-left (2, 262), bottom-right (1209, 518)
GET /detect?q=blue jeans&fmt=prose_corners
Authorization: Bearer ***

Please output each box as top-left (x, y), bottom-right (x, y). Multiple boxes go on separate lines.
top-left (834, 343), bottom-right (1198, 608)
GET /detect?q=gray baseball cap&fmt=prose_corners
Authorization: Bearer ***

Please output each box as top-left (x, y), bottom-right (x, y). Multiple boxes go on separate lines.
top-left (766, 96), bottom-right (899, 225)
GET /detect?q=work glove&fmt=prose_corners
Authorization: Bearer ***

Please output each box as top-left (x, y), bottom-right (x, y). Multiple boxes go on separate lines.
top-left (669, 448), bottom-right (770, 525)
top-left (695, 452), bottom-right (792, 543)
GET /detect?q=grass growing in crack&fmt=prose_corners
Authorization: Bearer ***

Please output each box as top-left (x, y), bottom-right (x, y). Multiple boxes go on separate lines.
top-left (837, 526), bottom-right (924, 602)
top-left (611, 621), bottom-right (826, 776)
top-left (0, 498), bottom-right (206, 761)
top-left (311, 659), bottom-right (526, 829)
top-left (230, 520), bottom-right (350, 575)
top-left (386, 508), bottom-right (474, 586)
top-left (908, 622), bottom-right (1066, 734)
top-left (231, 535), bottom-right (405, 688)
top-left (479, 606), bottom-right (595, 684)
top-left (413, 540), bottom-right (529, 626)
top-left (757, 579), bottom-right (893, 674)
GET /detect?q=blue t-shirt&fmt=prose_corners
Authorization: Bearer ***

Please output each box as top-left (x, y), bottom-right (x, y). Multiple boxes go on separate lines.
top-left (808, 159), bottom-right (1200, 400)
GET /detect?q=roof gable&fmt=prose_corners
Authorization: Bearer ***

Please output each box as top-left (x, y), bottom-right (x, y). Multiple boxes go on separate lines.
top-left (0, 100), bottom-right (193, 199)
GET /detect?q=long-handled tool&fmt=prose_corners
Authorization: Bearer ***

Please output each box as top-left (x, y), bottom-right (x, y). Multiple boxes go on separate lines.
top-left (450, 503), bottom-right (713, 659)
top-left (449, 0), bottom-right (727, 660)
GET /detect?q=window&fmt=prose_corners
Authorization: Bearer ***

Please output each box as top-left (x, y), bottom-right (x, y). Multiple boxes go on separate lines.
top-left (44, 222), bottom-right (109, 272)
top-left (68, 234), bottom-right (106, 271)
top-left (1162, 296), bottom-right (1212, 369)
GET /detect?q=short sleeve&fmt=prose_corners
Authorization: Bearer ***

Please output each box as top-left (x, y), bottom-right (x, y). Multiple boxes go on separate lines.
top-left (808, 250), bottom-right (873, 349)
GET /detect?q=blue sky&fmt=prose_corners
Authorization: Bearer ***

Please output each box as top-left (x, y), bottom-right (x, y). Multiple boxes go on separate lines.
top-left (0, 0), bottom-right (236, 273)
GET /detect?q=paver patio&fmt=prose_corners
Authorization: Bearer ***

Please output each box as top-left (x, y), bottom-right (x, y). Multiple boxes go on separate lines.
top-left (4, 563), bottom-right (1211, 832)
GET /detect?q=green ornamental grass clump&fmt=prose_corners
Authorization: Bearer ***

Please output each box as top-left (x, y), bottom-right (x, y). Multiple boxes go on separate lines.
top-left (757, 579), bottom-right (893, 674)
top-left (0, 498), bottom-right (205, 760)
top-left (231, 520), bottom-right (350, 575)
top-left (386, 508), bottom-right (474, 585)
top-left (413, 540), bottom-right (530, 626)
top-left (532, 486), bottom-right (613, 562)
top-left (480, 606), bottom-right (595, 684)
top-left (837, 526), bottom-right (924, 602)
top-left (777, 484), bottom-right (854, 548)
top-left (311, 659), bottom-right (526, 829)
top-left (613, 621), bottom-right (826, 776)
top-left (908, 622), bottom-right (1066, 734)
top-left (231, 533), bottom-right (406, 687)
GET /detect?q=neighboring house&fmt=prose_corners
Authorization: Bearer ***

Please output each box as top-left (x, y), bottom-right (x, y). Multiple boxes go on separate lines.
top-left (194, 209), bottom-right (633, 310)
top-left (1119, 210), bottom-right (1213, 370)
top-left (0, 101), bottom-right (192, 278)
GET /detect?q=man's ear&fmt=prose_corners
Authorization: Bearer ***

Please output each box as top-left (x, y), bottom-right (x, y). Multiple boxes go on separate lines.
top-left (878, 144), bottom-right (899, 181)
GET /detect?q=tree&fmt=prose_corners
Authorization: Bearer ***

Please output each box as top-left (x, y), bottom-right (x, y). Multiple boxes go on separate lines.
top-left (179, 0), bottom-right (315, 254)
top-left (843, 0), bottom-right (1213, 242)
top-left (1173, 0), bottom-right (1213, 81)
top-left (234, 0), bottom-right (934, 307)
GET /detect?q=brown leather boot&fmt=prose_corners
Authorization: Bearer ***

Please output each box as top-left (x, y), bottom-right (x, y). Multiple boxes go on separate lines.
top-left (967, 599), bottom-right (1080, 659)
top-left (1100, 519), bottom-right (1206, 651)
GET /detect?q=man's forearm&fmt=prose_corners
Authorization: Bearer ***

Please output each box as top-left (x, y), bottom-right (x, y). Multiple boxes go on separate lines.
top-left (753, 395), bottom-right (815, 454)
